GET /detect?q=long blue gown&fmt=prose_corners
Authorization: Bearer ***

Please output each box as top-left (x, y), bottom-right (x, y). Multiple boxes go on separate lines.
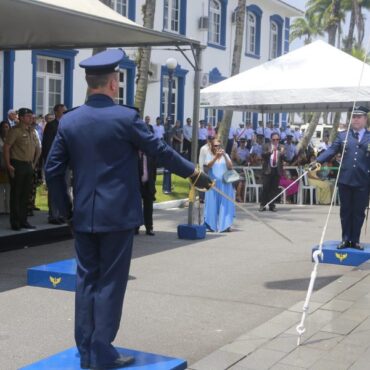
top-left (204, 153), bottom-right (235, 232)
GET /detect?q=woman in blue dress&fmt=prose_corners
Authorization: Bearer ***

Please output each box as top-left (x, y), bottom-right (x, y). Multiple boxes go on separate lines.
top-left (204, 139), bottom-right (235, 232)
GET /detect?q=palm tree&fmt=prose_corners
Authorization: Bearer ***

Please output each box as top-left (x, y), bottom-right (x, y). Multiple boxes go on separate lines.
top-left (290, 13), bottom-right (324, 44)
top-left (306, 0), bottom-right (345, 46)
top-left (218, 0), bottom-right (246, 148)
top-left (134, 0), bottom-right (156, 117)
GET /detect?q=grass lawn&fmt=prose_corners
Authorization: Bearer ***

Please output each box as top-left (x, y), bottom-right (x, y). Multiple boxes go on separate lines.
top-left (35, 174), bottom-right (189, 210)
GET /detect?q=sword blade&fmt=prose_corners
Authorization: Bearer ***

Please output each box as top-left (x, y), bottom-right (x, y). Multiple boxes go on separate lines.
top-left (210, 185), bottom-right (293, 244)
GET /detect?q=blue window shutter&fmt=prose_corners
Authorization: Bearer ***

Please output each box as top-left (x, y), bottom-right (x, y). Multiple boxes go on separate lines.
top-left (128, 0), bottom-right (136, 21)
top-left (3, 50), bottom-right (15, 120)
top-left (180, 0), bottom-right (187, 36)
top-left (284, 17), bottom-right (290, 53)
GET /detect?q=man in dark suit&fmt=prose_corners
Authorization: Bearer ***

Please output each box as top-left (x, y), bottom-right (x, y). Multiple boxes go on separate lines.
top-left (45, 49), bottom-right (212, 370)
top-left (42, 103), bottom-right (66, 224)
top-left (137, 121), bottom-right (157, 236)
top-left (259, 132), bottom-right (284, 212)
top-left (317, 106), bottom-right (370, 250)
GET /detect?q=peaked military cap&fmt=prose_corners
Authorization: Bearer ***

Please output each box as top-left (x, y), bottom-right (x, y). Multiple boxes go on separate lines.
top-left (351, 105), bottom-right (370, 115)
top-left (80, 49), bottom-right (125, 75)
top-left (18, 108), bottom-right (33, 116)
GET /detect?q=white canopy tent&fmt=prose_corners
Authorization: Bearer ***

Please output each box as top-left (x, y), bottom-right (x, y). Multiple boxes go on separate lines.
top-left (0, 0), bottom-right (200, 49)
top-left (200, 40), bottom-right (370, 113)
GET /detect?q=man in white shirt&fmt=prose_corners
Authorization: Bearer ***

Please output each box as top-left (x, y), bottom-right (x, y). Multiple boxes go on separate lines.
top-left (198, 120), bottom-right (208, 159)
top-left (264, 123), bottom-right (273, 143)
top-left (7, 109), bottom-right (17, 127)
top-left (198, 135), bottom-right (214, 203)
top-left (226, 126), bottom-right (236, 155)
top-left (153, 116), bottom-right (165, 140)
top-left (293, 127), bottom-right (302, 143)
top-left (183, 117), bottom-right (192, 160)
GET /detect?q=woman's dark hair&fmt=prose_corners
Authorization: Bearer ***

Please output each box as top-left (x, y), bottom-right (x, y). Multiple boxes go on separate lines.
top-left (0, 120), bottom-right (10, 136)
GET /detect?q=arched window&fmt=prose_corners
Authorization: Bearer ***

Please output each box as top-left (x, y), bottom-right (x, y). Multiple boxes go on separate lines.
top-left (246, 12), bottom-right (256, 55)
top-left (270, 21), bottom-right (278, 59)
top-left (245, 4), bottom-right (262, 58)
top-left (269, 15), bottom-right (284, 59)
top-left (209, 0), bottom-right (221, 44)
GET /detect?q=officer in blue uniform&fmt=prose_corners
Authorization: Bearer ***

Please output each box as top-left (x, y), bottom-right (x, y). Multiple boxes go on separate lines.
top-left (45, 49), bottom-right (212, 370)
top-left (316, 106), bottom-right (370, 250)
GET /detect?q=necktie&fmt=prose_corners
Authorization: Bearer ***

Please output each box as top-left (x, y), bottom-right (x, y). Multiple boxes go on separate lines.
top-left (354, 132), bottom-right (359, 141)
top-left (272, 147), bottom-right (277, 167)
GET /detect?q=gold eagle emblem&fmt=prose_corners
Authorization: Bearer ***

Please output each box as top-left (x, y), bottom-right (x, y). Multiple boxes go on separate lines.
top-left (49, 276), bottom-right (62, 288)
top-left (335, 253), bottom-right (348, 263)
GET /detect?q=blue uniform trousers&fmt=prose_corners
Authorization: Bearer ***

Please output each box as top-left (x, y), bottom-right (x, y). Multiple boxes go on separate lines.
top-left (338, 183), bottom-right (369, 243)
top-left (74, 229), bottom-right (134, 367)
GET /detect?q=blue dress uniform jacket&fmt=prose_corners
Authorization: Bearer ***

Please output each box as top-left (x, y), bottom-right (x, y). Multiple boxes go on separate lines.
top-left (317, 130), bottom-right (370, 187)
top-left (45, 94), bottom-right (195, 232)
top-left (44, 93), bottom-right (195, 368)
top-left (317, 129), bottom-right (370, 244)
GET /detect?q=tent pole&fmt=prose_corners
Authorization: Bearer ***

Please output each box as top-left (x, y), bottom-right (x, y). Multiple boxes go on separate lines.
top-left (188, 45), bottom-right (203, 225)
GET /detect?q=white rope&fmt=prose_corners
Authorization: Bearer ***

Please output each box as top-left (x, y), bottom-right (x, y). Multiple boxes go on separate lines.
top-left (297, 36), bottom-right (370, 346)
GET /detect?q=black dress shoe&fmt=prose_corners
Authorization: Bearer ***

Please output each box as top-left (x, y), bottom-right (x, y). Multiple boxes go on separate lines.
top-left (134, 228), bottom-right (139, 235)
top-left (91, 355), bottom-right (135, 369)
top-left (337, 241), bottom-right (350, 249)
top-left (48, 218), bottom-right (63, 225)
top-left (146, 229), bottom-right (155, 236)
top-left (352, 242), bottom-right (364, 251)
top-left (259, 206), bottom-right (266, 212)
top-left (269, 207), bottom-right (277, 212)
top-left (21, 222), bottom-right (36, 230)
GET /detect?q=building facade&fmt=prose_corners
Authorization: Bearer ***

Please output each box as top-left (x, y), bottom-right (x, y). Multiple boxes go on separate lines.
top-left (0, 0), bottom-right (301, 128)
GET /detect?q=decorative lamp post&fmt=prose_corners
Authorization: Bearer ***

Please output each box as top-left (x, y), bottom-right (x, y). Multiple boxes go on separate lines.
top-left (162, 57), bottom-right (177, 194)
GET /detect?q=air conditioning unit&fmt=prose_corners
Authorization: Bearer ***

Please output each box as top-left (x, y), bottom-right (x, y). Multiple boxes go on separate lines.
top-left (148, 62), bottom-right (160, 82)
top-left (200, 73), bottom-right (209, 89)
top-left (198, 16), bottom-right (209, 30)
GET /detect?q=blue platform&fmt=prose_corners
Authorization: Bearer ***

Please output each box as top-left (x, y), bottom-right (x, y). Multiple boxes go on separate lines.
top-left (312, 240), bottom-right (370, 266)
top-left (177, 224), bottom-right (206, 240)
top-left (19, 347), bottom-right (187, 370)
top-left (27, 259), bottom-right (76, 291)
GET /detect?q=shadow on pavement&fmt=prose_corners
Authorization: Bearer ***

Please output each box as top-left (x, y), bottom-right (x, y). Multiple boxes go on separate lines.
top-left (264, 275), bottom-right (342, 291)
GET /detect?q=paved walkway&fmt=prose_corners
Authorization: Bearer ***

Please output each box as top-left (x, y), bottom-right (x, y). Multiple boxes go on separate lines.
top-left (190, 262), bottom-right (370, 369)
top-left (0, 204), bottom-right (368, 369)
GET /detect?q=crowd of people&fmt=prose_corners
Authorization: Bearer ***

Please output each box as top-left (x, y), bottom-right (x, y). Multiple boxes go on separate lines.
top-left (0, 104), bottom-right (344, 234)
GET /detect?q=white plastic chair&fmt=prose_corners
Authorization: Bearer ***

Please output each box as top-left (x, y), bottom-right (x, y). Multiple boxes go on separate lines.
top-left (302, 172), bottom-right (317, 205)
top-left (243, 168), bottom-right (262, 203)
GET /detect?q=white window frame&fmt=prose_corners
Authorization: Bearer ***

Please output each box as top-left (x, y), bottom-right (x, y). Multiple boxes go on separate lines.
top-left (36, 56), bottom-right (64, 116)
top-left (208, 108), bottom-right (219, 127)
top-left (269, 21), bottom-right (279, 59)
top-left (267, 113), bottom-right (274, 124)
top-left (209, 0), bottom-right (221, 45)
top-left (161, 75), bottom-right (178, 123)
top-left (116, 69), bottom-right (127, 105)
top-left (246, 12), bottom-right (256, 55)
top-left (243, 112), bottom-right (252, 125)
top-left (110, 0), bottom-right (128, 17)
top-left (164, 0), bottom-right (180, 33)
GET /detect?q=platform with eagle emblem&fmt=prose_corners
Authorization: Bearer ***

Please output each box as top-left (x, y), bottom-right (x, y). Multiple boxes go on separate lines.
top-left (27, 258), bottom-right (76, 291)
top-left (19, 347), bottom-right (187, 370)
top-left (312, 240), bottom-right (370, 266)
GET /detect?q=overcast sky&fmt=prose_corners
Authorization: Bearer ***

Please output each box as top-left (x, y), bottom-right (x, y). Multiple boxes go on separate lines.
top-left (284, 0), bottom-right (306, 12)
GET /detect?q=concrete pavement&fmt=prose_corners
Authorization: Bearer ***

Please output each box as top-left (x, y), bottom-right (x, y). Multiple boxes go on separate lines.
top-left (0, 204), bottom-right (364, 369)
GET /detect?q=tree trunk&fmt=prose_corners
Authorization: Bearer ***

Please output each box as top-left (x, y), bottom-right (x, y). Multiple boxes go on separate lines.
top-left (326, 0), bottom-right (341, 46)
top-left (329, 111), bottom-right (342, 143)
top-left (344, 1), bottom-right (356, 51)
top-left (134, 0), bottom-right (156, 118)
top-left (218, 0), bottom-right (246, 148)
top-left (297, 112), bottom-right (321, 152)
